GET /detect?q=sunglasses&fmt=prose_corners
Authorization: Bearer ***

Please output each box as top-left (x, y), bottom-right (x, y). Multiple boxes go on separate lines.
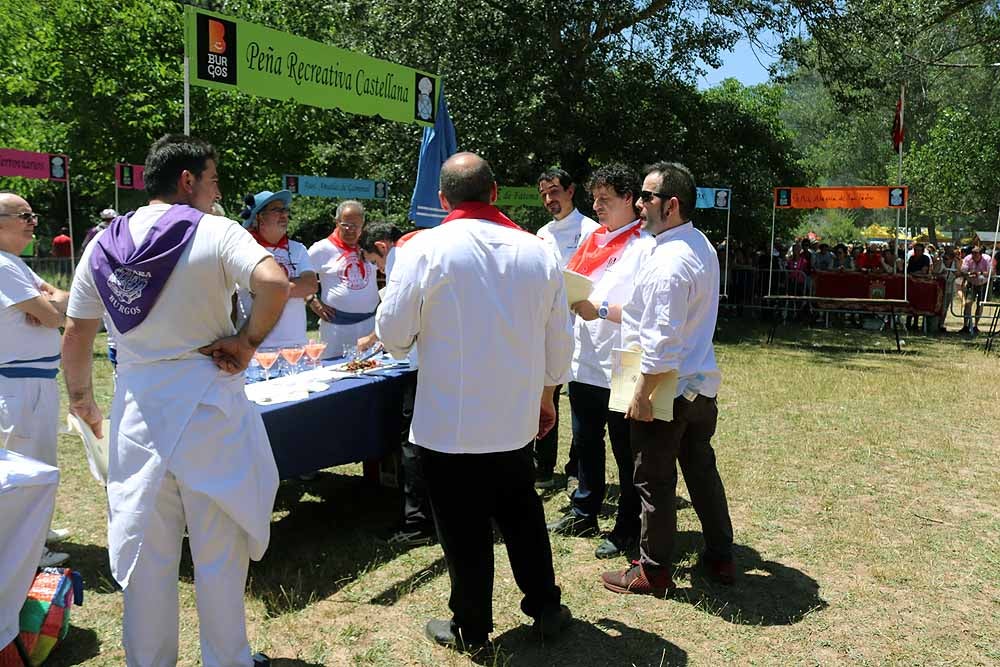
top-left (0, 212), bottom-right (39, 223)
top-left (639, 190), bottom-right (672, 203)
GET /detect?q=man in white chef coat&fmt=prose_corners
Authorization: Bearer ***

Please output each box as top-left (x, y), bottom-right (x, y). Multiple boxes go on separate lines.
top-left (533, 168), bottom-right (600, 489)
top-left (546, 164), bottom-right (648, 562)
top-left (62, 134), bottom-right (288, 667)
top-left (307, 200), bottom-right (379, 357)
top-left (0, 191), bottom-right (72, 567)
top-left (377, 152), bottom-right (574, 653)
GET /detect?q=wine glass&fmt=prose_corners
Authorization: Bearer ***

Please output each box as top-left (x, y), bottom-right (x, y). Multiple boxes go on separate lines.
top-left (280, 346), bottom-right (305, 375)
top-left (342, 343), bottom-right (356, 362)
top-left (304, 339), bottom-right (327, 369)
top-left (254, 347), bottom-right (280, 382)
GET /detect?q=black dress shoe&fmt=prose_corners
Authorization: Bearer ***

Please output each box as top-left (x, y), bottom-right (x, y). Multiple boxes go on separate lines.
top-left (533, 604), bottom-right (572, 640)
top-left (594, 534), bottom-right (636, 559)
top-left (546, 514), bottom-right (599, 536)
top-left (424, 619), bottom-right (488, 653)
top-left (251, 652), bottom-right (270, 666)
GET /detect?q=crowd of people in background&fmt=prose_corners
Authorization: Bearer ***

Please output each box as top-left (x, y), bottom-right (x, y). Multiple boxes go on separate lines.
top-left (718, 237), bottom-right (998, 334)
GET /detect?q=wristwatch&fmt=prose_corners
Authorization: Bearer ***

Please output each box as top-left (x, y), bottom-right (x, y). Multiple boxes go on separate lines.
top-left (598, 301), bottom-right (609, 320)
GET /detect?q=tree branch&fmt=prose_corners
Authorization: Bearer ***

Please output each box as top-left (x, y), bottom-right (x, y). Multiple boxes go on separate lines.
top-left (592, 0), bottom-right (674, 43)
top-left (905, 53), bottom-right (1000, 68)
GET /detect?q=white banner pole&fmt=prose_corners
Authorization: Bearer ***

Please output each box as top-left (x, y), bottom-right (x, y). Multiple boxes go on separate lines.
top-left (183, 55), bottom-right (191, 134)
top-left (65, 174), bottom-right (75, 268)
top-left (985, 205), bottom-right (1000, 303)
top-left (768, 199), bottom-right (777, 298)
top-left (723, 199), bottom-right (732, 298)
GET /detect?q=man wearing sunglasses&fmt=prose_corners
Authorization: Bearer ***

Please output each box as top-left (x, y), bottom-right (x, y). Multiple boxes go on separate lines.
top-left (0, 192), bottom-right (73, 567)
top-left (602, 162), bottom-right (734, 598)
top-left (547, 164), bottom-right (649, 561)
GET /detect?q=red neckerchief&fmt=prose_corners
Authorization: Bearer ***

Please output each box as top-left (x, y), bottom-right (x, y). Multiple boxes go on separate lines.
top-left (327, 228), bottom-right (366, 279)
top-left (250, 230), bottom-right (289, 251)
top-left (440, 202), bottom-right (525, 231)
top-left (565, 220), bottom-right (640, 277)
top-left (395, 229), bottom-right (423, 248)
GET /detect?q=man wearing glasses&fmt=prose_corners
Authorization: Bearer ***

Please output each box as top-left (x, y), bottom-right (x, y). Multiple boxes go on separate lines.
top-left (960, 246), bottom-right (991, 335)
top-left (237, 190), bottom-right (316, 349)
top-left (547, 164), bottom-right (649, 561)
top-left (0, 193), bottom-right (73, 566)
top-left (602, 162), bottom-right (734, 597)
top-left (308, 200), bottom-right (378, 357)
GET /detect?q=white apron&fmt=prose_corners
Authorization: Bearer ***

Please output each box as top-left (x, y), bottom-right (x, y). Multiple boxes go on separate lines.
top-left (108, 357), bottom-right (278, 588)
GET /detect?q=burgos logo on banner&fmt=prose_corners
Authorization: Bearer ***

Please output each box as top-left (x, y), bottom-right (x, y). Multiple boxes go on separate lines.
top-left (197, 14), bottom-right (237, 85)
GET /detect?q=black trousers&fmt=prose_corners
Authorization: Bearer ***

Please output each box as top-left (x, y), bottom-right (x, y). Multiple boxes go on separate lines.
top-left (630, 395), bottom-right (733, 571)
top-left (400, 440), bottom-right (432, 530)
top-left (568, 381), bottom-right (640, 541)
top-left (532, 384), bottom-right (578, 477)
top-left (421, 444), bottom-right (562, 643)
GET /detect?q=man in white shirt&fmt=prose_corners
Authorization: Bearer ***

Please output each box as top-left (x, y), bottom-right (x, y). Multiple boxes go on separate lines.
top-left (545, 164), bottom-right (647, 562)
top-left (0, 192), bottom-right (72, 567)
top-left (534, 168), bottom-right (600, 489)
top-left (236, 189), bottom-right (317, 349)
top-left (307, 201), bottom-right (379, 357)
top-left (377, 152), bottom-right (573, 653)
top-left (62, 135), bottom-right (288, 667)
top-left (602, 162), bottom-right (734, 598)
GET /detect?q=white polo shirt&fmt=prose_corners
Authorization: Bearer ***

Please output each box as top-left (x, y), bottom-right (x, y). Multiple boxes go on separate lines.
top-left (0, 251), bottom-right (61, 372)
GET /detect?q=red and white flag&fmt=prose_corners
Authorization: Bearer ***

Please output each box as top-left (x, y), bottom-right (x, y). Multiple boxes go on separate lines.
top-left (891, 90), bottom-right (905, 153)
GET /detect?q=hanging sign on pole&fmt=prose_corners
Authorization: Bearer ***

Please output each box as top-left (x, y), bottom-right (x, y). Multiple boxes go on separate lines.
top-left (495, 186), bottom-right (544, 208)
top-left (695, 187), bottom-right (731, 210)
top-left (1, 147), bottom-right (75, 264)
top-left (115, 163), bottom-right (145, 190)
top-left (774, 186), bottom-right (908, 210)
top-left (283, 175), bottom-right (387, 201)
top-left (183, 6), bottom-right (439, 127)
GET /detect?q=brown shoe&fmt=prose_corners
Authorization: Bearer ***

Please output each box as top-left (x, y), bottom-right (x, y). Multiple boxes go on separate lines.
top-left (601, 561), bottom-right (674, 597)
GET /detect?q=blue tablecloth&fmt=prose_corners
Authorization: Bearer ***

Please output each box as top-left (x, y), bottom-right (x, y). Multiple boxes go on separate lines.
top-left (256, 362), bottom-right (416, 479)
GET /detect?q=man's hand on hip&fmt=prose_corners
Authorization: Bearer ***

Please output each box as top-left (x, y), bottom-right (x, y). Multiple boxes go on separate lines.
top-left (199, 333), bottom-right (255, 374)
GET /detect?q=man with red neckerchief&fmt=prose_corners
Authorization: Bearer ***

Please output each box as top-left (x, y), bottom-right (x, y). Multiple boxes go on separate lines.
top-left (236, 190), bottom-right (317, 349)
top-left (546, 164), bottom-right (651, 561)
top-left (307, 200), bottom-right (379, 357)
top-left (376, 152), bottom-right (573, 654)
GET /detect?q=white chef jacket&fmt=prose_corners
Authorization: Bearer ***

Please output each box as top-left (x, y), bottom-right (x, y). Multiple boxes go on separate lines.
top-left (571, 222), bottom-right (652, 388)
top-left (376, 217), bottom-right (573, 454)
top-left (236, 238), bottom-right (312, 348)
top-left (621, 222), bottom-right (721, 399)
top-left (537, 209), bottom-right (600, 270)
top-left (67, 204), bottom-right (279, 587)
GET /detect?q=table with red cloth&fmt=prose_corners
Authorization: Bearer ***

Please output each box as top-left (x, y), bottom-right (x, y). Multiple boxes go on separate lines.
top-left (812, 271), bottom-right (946, 316)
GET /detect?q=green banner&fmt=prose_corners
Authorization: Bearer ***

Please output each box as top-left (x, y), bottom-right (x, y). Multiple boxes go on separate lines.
top-left (495, 186), bottom-right (544, 208)
top-left (184, 7), bottom-right (438, 126)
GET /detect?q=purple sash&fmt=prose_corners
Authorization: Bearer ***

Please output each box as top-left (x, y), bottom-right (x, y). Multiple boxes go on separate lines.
top-left (91, 204), bottom-right (203, 334)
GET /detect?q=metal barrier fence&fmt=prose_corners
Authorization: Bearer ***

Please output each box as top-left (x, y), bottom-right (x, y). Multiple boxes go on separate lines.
top-left (722, 264), bottom-right (813, 311)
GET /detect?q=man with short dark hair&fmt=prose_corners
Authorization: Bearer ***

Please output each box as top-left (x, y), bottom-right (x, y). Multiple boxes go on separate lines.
top-left (546, 164), bottom-right (647, 561)
top-left (63, 134), bottom-right (287, 666)
top-left (602, 161), bottom-right (735, 598)
top-left (533, 168), bottom-right (599, 489)
top-left (377, 151), bottom-right (573, 653)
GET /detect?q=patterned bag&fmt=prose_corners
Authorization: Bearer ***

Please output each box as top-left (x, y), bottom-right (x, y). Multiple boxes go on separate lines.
top-left (0, 568), bottom-right (84, 666)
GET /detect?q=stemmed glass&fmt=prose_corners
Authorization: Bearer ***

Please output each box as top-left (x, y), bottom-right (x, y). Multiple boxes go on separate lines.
top-left (304, 339), bottom-right (327, 369)
top-left (254, 347), bottom-right (280, 382)
top-left (280, 345), bottom-right (305, 375)
top-left (341, 343), bottom-right (357, 363)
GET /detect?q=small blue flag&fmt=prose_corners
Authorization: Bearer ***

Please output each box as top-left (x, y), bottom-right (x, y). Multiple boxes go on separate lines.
top-left (409, 84), bottom-right (458, 227)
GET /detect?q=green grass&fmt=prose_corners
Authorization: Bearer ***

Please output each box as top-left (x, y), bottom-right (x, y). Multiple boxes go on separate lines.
top-left (40, 316), bottom-right (1000, 666)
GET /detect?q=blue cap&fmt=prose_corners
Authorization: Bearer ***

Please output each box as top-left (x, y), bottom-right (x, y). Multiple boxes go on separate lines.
top-left (240, 190), bottom-right (292, 229)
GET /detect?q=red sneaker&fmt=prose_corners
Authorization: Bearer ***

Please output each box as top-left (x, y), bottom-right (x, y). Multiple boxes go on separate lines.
top-left (601, 561), bottom-right (674, 597)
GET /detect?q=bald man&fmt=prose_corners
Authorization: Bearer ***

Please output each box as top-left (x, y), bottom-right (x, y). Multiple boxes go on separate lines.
top-left (0, 192), bottom-right (72, 566)
top-left (307, 200), bottom-right (379, 357)
top-left (377, 152), bottom-right (574, 653)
